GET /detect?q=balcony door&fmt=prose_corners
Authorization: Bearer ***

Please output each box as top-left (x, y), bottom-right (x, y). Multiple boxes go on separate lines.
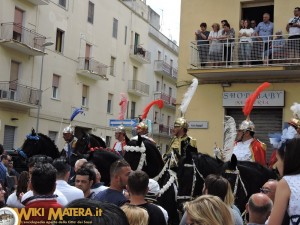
top-left (13, 8), bottom-right (24, 41)
top-left (85, 44), bottom-right (91, 70)
top-left (134, 33), bottom-right (140, 54)
top-left (9, 61), bottom-right (19, 100)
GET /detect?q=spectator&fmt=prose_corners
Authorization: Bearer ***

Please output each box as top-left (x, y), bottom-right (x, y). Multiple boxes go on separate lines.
top-left (239, 19), bottom-right (254, 65)
top-left (184, 195), bottom-right (234, 225)
top-left (208, 23), bottom-right (222, 66)
top-left (22, 156), bottom-right (68, 206)
top-left (0, 154), bottom-right (11, 194)
top-left (127, 170), bottom-right (166, 225)
top-left (268, 138), bottom-right (300, 225)
top-left (7, 171), bottom-right (29, 208)
top-left (240, 19), bottom-right (245, 29)
top-left (220, 22), bottom-right (235, 66)
top-left (195, 22), bottom-right (210, 67)
top-left (52, 157), bottom-right (84, 202)
top-left (246, 193), bottom-right (273, 225)
top-left (68, 158), bottom-right (87, 185)
top-left (250, 20), bottom-right (257, 30)
top-left (260, 179), bottom-right (278, 202)
top-left (221, 19), bottom-right (236, 37)
top-left (264, 30), bottom-right (285, 64)
top-left (94, 159), bottom-right (131, 206)
top-left (62, 199), bottom-right (130, 225)
top-left (286, 7), bottom-right (300, 60)
top-left (255, 13), bottom-right (274, 58)
top-left (75, 167), bottom-right (95, 199)
top-left (0, 181), bottom-right (6, 208)
top-left (121, 204), bottom-right (149, 225)
top-left (0, 144), bottom-right (4, 155)
top-left (22, 163), bottom-right (62, 223)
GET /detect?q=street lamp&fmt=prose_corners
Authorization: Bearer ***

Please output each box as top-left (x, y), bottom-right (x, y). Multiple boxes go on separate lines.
top-left (36, 41), bottom-right (54, 133)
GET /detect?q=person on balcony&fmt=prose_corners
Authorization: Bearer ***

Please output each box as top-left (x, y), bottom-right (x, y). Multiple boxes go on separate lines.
top-left (208, 23), bottom-right (222, 67)
top-left (263, 31), bottom-right (286, 64)
top-left (220, 22), bottom-right (235, 66)
top-left (195, 22), bottom-right (210, 67)
top-left (286, 7), bottom-right (300, 61)
top-left (239, 20), bottom-right (254, 66)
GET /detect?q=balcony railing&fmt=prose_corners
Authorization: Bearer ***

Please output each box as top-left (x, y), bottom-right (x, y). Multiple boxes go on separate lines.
top-left (128, 80), bottom-right (149, 96)
top-left (77, 57), bottom-right (108, 80)
top-left (154, 92), bottom-right (176, 108)
top-left (153, 123), bottom-right (173, 136)
top-left (190, 34), bottom-right (300, 69)
top-left (129, 45), bottom-right (151, 64)
top-left (0, 81), bottom-right (40, 109)
top-left (0, 22), bottom-right (46, 56)
top-left (154, 60), bottom-right (178, 81)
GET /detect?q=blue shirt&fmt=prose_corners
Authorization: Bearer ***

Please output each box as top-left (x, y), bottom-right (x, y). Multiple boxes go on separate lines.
top-left (0, 162), bottom-right (7, 185)
top-left (93, 188), bottom-right (128, 206)
top-left (255, 21), bottom-right (274, 42)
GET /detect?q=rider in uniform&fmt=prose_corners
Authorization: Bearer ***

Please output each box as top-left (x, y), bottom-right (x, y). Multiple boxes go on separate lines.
top-left (232, 117), bottom-right (267, 166)
top-left (164, 117), bottom-right (198, 165)
top-left (62, 125), bottom-right (78, 162)
top-left (135, 119), bottom-right (156, 144)
top-left (112, 125), bottom-right (128, 157)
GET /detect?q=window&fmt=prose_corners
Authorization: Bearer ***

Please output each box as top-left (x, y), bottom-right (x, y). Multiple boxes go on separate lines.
top-left (133, 66), bottom-right (138, 80)
top-left (167, 116), bottom-right (171, 127)
top-left (3, 125), bottom-right (16, 150)
top-left (88, 1), bottom-right (94, 24)
top-left (107, 93), bottom-right (113, 113)
top-left (164, 55), bottom-right (167, 62)
top-left (130, 101), bottom-right (136, 119)
top-left (163, 83), bottom-right (166, 92)
top-left (55, 29), bottom-right (64, 53)
top-left (124, 26), bottom-right (127, 45)
top-left (112, 18), bottom-right (118, 38)
top-left (10, 61), bottom-right (19, 91)
top-left (156, 81), bottom-right (160, 92)
top-left (48, 131), bottom-right (58, 143)
top-left (52, 74), bottom-right (60, 99)
top-left (59, 0), bottom-right (66, 7)
top-left (169, 87), bottom-right (172, 97)
top-left (82, 85), bottom-right (88, 106)
top-left (122, 62), bottom-right (125, 81)
top-left (158, 51), bottom-right (161, 60)
top-left (170, 59), bottom-right (173, 68)
top-left (110, 56), bottom-right (116, 76)
top-left (161, 113), bottom-right (165, 124)
top-left (154, 111), bottom-right (158, 123)
top-left (106, 136), bottom-right (111, 147)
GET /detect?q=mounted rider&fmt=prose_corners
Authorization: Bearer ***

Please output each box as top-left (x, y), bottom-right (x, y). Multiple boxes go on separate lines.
top-left (62, 125), bottom-right (78, 163)
top-left (112, 124), bottom-right (128, 157)
top-left (136, 119), bottom-right (156, 144)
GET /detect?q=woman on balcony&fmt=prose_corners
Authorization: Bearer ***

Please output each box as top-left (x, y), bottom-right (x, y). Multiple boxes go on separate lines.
top-left (239, 20), bottom-right (254, 66)
top-left (208, 23), bottom-right (222, 67)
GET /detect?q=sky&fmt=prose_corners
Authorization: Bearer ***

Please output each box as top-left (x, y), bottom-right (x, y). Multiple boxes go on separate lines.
top-left (146, 0), bottom-right (181, 45)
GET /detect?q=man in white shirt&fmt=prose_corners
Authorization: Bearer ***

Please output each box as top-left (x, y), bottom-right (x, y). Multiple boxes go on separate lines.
top-left (286, 7), bottom-right (300, 60)
top-left (52, 158), bottom-right (84, 202)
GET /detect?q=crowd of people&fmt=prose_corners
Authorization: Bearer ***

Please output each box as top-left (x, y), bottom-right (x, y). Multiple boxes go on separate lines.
top-left (195, 7), bottom-right (300, 66)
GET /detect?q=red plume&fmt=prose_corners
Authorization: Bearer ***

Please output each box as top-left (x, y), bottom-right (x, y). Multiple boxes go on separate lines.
top-left (141, 100), bottom-right (164, 119)
top-left (243, 82), bottom-right (270, 116)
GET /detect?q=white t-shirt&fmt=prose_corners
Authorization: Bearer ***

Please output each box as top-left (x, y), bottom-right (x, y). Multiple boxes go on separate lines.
top-left (239, 28), bottom-right (254, 43)
top-left (6, 191), bottom-right (24, 208)
top-left (288, 17), bottom-right (300, 36)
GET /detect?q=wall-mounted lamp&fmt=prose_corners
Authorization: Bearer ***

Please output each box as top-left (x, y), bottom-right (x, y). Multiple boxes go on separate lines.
top-left (11, 118), bottom-right (19, 121)
top-left (221, 82), bottom-right (231, 87)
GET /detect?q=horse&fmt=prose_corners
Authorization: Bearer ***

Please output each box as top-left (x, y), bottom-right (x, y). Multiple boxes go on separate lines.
top-left (124, 135), bottom-right (179, 225)
top-left (75, 132), bottom-right (121, 185)
top-left (176, 151), bottom-right (223, 211)
top-left (18, 129), bottom-right (60, 160)
top-left (221, 154), bottom-right (277, 212)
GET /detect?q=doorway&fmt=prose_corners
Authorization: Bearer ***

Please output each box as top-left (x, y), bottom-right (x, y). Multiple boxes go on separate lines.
top-left (242, 4), bottom-right (274, 24)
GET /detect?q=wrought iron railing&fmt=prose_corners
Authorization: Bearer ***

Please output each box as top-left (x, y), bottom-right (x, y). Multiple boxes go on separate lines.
top-left (0, 81), bottom-right (40, 106)
top-left (0, 22), bottom-right (46, 51)
top-left (128, 80), bottom-right (149, 95)
top-left (159, 124), bottom-right (173, 135)
top-left (154, 92), bottom-right (176, 106)
top-left (130, 45), bottom-right (151, 62)
top-left (77, 57), bottom-right (108, 77)
top-left (154, 60), bottom-right (178, 79)
top-left (190, 34), bottom-right (300, 68)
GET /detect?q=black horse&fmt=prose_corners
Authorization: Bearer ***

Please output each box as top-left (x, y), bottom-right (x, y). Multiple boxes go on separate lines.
top-left (18, 129), bottom-right (60, 160)
top-left (124, 135), bottom-right (179, 225)
top-left (222, 154), bottom-right (277, 212)
top-left (75, 132), bottom-right (120, 185)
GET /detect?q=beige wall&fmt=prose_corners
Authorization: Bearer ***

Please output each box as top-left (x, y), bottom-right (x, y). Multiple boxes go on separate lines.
top-left (178, 0), bottom-right (300, 154)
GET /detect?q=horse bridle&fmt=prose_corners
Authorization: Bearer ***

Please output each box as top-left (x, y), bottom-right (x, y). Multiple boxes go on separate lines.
top-left (224, 167), bottom-right (248, 197)
top-left (123, 140), bottom-right (147, 171)
top-left (176, 158), bottom-right (205, 201)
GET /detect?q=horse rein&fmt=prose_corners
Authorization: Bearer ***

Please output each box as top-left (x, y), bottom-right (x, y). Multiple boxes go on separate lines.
top-left (225, 168), bottom-right (248, 197)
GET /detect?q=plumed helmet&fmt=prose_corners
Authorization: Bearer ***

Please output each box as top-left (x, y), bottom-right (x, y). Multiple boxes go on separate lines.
top-left (115, 124), bottom-right (126, 134)
top-left (136, 121), bottom-right (148, 132)
top-left (63, 125), bottom-right (74, 134)
top-left (288, 118), bottom-right (300, 129)
top-left (238, 118), bottom-right (255, 132)
top-left (174, 117), bottom-right (188, 129)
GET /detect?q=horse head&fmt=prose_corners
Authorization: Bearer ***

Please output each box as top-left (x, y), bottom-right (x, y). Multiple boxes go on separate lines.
top-left (124, 135), bottom-right (164, 178)
top-left (75, 132), bottom-right (107, 155)
top-left (18, 129), bottom-right (60, 160)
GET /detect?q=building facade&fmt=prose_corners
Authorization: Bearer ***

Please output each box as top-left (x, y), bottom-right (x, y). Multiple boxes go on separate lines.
top-left (178, 0), bottom-right (300, 160)
top-left (0, 0), bottom-right (178, 153)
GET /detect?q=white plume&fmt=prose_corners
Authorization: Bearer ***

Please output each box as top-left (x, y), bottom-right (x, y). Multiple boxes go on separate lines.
top-left (178, 78), bottom-right (199, 115)
top-left (291, 102), bottom-right (300, 119)
top-left (222, 116), bottom-right (237, 162)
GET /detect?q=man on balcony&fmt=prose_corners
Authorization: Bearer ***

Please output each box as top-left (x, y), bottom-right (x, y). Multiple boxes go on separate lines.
top-left (164, 117), bottom-right (198, 168)
top-left (286, 7), bottom-right (300, 61)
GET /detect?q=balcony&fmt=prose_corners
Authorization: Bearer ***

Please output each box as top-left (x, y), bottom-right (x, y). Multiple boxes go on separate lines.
top-left (129, 45), bottom-right (151, 64)
top-left (152, 123), bottom-right (173, 137)
top-left (25, 0), bottom-right (50, 5)
top-left (77, 57), bottom-right (108, 81)
top-left (0, 81), bottom-right (40, 110)
top-left (188, 34), bottom-right (300, 84)
top-left (0, 23), bottom-right (46, 56)
top-left (154, 60), bottom-right (178, 83)
top-left (128, 80), bottom-right (149, 97)
top-left (154, 92), bottom-right (176, 109)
